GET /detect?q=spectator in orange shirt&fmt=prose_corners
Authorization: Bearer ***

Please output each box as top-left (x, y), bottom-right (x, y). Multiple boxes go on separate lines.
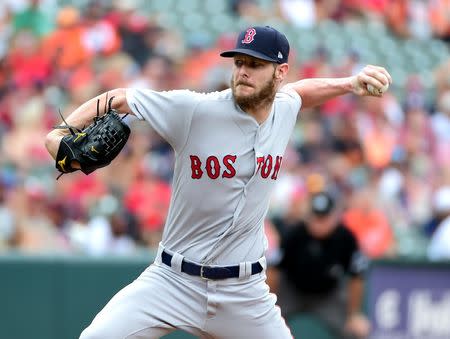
top-left (343, 187), bottom-right (395, 258)
top-left (41, 6), bottom-right (90, 81)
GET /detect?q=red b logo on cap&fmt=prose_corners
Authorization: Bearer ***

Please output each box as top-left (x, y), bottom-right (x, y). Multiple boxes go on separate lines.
top-left (241, 28), bottom-right (256, 44)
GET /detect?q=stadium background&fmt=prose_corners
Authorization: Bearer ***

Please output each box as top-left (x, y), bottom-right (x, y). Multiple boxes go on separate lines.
top-left (1, 0), bottom-right (450, 338)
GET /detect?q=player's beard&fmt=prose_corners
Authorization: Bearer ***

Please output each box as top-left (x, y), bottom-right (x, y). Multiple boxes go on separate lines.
top-left (231, 73), bottom-right (277, 112)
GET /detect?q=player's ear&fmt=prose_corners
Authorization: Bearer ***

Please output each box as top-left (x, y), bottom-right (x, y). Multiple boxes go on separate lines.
top-left (275, 63), bottom-right (289, 80)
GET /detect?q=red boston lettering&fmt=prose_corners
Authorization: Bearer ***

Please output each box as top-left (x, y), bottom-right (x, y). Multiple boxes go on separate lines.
top-left (206, 156), bottom-right (220, 179)
top-left (256, 155), bottom-right (283, 180)
top-left (222, 155), bottom-right (237, 178)
top-left (256, 156), bottom-right (265, 173)
top-left (189, 154), bottom-right (282, 180)
top-left (271, 156), bottom-right (283, 180)
top-left (261, 155), bottom-right (273, 178)
top-left (189, 155), bottom-right (237, 179)
top-left (190, 155), bottom-right (203, 179)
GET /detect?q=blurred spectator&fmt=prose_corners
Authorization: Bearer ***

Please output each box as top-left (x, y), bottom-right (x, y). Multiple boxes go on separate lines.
top-left (41, 6), bottom-right (91, 88)
top-left (431, 90), bottom-right (450, 168)
top-left (275, 191), bottom-right (370, 339)
top-left (81, 0), bottom-right (121, 58)
top-left (109, 0), bottom-right (152, 67)
top-left (358, 99), bottom-right (397, 171)
top-left (0, 181), bottom-right (16, 251)
top-left (343, 187), bottom-right (396, 258)
top-left (13, 182), bottom-right (70, 253)
top-left (429, 0), bottom-right (450, 41)
top-left (295, 116), bottom-right (329, 164)
top-left (124, 165), bottom-right (171, 249)
top-left (1, 87), bottom-right (50, 169)
top-left (180, 32), bottom-right (225, 90)
top-left (12, 0), bottom-right (54, 37)
top-left (404, 74), bottom-right (427, 111)
top-left (229, 0), bottom-right (267, 22)
top-left (298, 46), bottom-right (333, 79)
top-left (385, 0), bottom-right (431, 39)
top-left (128, 55), bottom-right (176, 90)
top-left (345, 0), bottom-right (388, 20)
top-left (427, 186), bottom-right (450, 260)
top-left (7, 30), bottom-right (51, 89)
top-left (83, 195), bottom-right (138, 256)
top-left (277, 0), bottom-right (317, 28)
top-left (277, 0), bottom-right (348, 28)
top-left (434, 58), bottom-right (450, 98)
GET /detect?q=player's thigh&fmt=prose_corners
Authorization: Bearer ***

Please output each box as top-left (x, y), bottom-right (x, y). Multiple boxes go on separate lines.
top-left (209, 275), bottom-right (293, 339)
top-left (79, 264), bottom-right (204, 339)
top-left (233, 290), bottom-right (292, 339)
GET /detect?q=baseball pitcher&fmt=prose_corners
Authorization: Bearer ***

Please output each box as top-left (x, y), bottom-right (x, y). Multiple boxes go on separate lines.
top-left (45, 26), bottom-right (392, 339)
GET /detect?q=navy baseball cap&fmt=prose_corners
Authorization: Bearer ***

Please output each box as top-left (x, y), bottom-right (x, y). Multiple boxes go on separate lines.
top-left (220, 26), bottom-right (289, 64)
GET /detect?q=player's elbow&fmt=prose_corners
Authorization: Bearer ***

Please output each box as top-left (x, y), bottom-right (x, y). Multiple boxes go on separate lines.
top-left (108, 88), bottom-right (131, 113)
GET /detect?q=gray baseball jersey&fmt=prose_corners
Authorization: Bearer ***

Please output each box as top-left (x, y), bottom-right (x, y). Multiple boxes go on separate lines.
top-left (126, 87), bottom-right (301, 265)
top-left (80, 88), bottom-right (301, 339)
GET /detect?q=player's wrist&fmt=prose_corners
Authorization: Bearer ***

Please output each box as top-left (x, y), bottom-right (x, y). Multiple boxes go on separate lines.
top-left (45, 132), bottom-right (64, 160)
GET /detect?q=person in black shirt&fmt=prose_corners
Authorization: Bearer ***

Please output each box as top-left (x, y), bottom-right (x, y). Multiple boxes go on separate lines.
top-left (275, 191), bottom-right (370, 339)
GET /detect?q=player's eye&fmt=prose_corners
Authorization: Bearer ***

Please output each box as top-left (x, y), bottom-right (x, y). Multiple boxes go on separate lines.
top-left (250, 61), bottom-right (262, 68)
top-left (234, 59), bottom-right (243, 67)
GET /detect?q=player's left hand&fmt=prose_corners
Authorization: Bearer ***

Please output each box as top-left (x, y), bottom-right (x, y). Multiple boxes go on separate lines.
top-left (345, 312), bottom-right (371, 338)
top-left (351, 65), bottom-right (392, 97)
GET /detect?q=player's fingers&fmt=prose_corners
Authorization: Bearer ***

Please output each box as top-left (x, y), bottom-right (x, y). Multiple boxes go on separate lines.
top-left (366, 65), bottom-right (392, 84)
top-left (363, 66), bottom-right (390, 86)
top-left (358, 73), bottom-right (386, 91)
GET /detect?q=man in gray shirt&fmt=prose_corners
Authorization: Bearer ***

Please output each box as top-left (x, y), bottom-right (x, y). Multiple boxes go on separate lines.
top-left (46, 26), bottom-right (391, 339)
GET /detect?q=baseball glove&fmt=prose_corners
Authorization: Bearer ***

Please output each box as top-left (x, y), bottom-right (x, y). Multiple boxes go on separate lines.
top-left (54, 96), bottom-right (131, 179)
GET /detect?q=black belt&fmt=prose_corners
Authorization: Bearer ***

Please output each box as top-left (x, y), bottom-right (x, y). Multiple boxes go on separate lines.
top-left (161, 250), bottom-right (263, 280)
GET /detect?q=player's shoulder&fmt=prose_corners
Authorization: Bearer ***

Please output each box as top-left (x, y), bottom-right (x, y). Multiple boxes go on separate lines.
top-left (276, 85), bottom-right (302, 103)
top-left (127, 88), bottom-right (233, 105)
top-left (274, 86), bottom-right (302, 117)
top-left (191, 88), bottom-right (233, 101)
top-left (168, 88), bottom-right (234, 102)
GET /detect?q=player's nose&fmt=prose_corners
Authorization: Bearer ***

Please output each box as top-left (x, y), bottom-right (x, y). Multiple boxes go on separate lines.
top-left (237, 65), bottom-right (250, 78)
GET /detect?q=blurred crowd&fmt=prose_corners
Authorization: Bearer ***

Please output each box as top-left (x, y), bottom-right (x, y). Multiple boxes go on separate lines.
top-left (0, 0), bottom-right (450, 262)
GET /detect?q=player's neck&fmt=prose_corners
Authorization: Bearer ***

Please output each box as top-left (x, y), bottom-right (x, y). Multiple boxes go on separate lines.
top-left (246, 102), bottom-right (273, 125)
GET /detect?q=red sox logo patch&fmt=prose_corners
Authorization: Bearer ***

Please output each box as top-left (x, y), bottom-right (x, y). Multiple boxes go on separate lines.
top-left (241, 28), bottom-right (256, 44)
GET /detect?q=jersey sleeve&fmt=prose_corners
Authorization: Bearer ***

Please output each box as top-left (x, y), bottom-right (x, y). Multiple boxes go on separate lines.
top-left (279, 86), bottom-right (302, 117)
top-left (126, 89), bottom-right (201, 151)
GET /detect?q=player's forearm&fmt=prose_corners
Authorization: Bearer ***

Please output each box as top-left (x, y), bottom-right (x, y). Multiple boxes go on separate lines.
top-left (347, 276), bottom-right (364, 316)
top-left (289, 77), bottom-right (354, 109)
top-left (45, 88), bottom-right (130, 160)
top-left (61, 88), bottom-right (129, 130)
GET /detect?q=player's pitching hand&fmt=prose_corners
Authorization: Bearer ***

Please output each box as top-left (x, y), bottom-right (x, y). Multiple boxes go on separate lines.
top-left (351, 65), bottom-right (392, 97)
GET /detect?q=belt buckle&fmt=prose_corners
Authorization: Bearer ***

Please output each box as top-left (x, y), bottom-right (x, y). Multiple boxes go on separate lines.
top-left (200, 265), bottom-right (211, 280)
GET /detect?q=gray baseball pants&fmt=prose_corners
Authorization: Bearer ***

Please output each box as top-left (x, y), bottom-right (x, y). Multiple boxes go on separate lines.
top-left (79, 248), bottom-right (292, 339)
